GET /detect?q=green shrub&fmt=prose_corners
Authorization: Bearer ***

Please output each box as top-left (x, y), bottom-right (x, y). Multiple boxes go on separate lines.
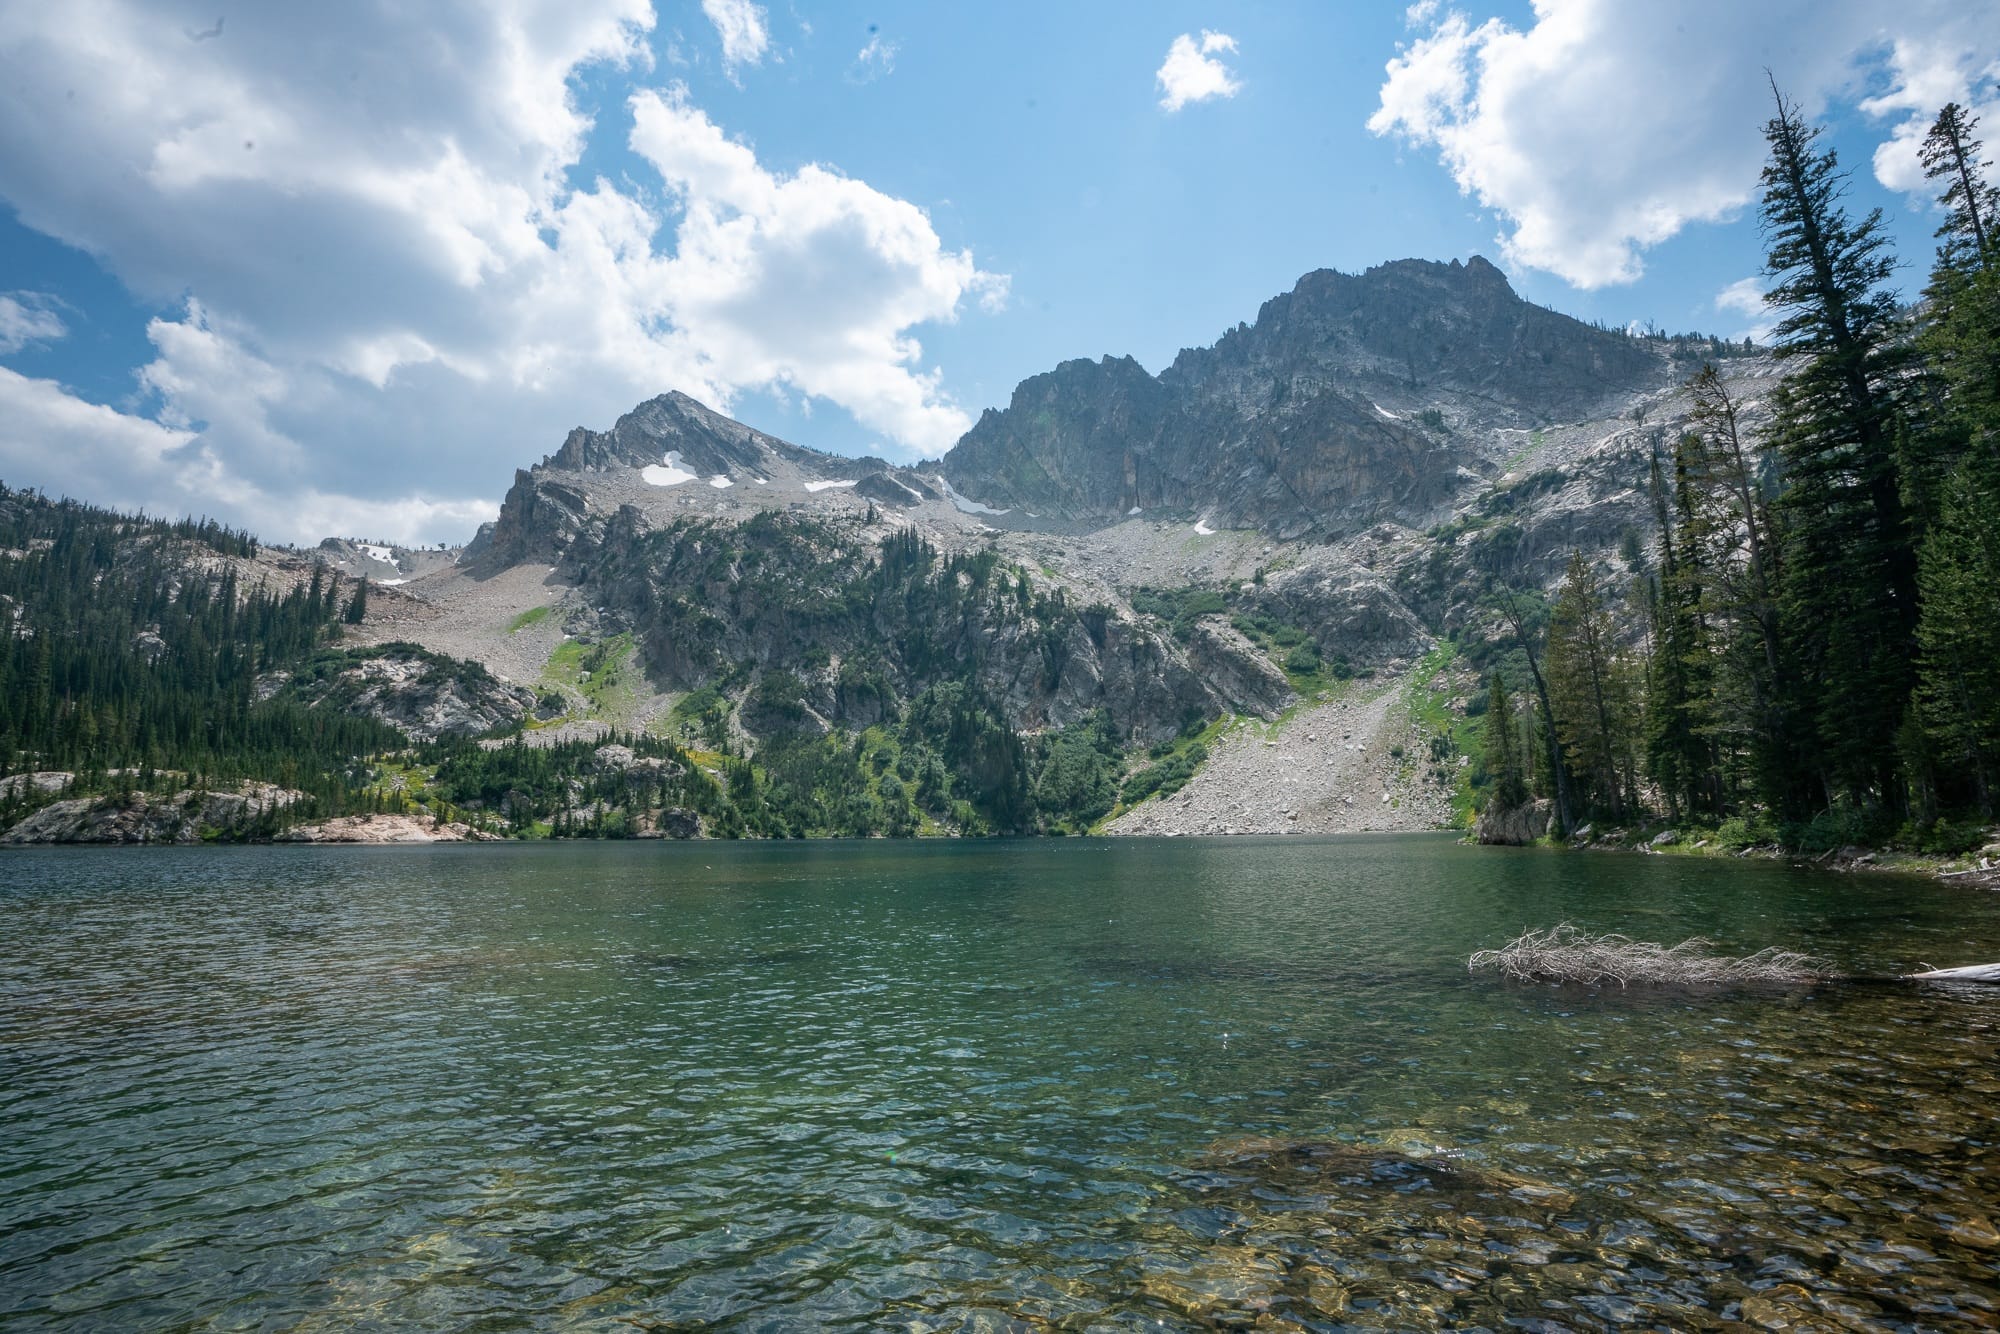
top-left (1896, 816), bottom-right (1991, 856)
top-left (1283, 643), bottom-right (1321, 676)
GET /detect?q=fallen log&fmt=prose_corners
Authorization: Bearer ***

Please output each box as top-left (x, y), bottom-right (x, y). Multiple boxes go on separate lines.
top-left (1906, 962), bottom-right (2000, 983)
top-left (1470, 924), bottom-right (2000, 987)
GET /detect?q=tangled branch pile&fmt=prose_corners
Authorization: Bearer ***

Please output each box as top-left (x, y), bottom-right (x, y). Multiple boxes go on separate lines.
top-left (1469, 924), bottom-right (1833, 988)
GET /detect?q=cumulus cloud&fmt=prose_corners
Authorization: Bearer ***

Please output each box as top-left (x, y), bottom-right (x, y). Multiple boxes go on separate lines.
top-left (1857, 24), bottom-right (2000, 194)
top-left (630, 87), bottom-right (1005, 450)
top-left (1368, 0), bottom-right (2000, 289)
top-left (1714, 275), bottom-right (1776, 345)
top-left (1157, 31), bottom-right (1240, 113)
top-left (701, 0), bottom-right (769, 72)
top-left (0, 2), bottom-right (1001, 543)
top-left (0, 293), bottom-right (66, 353)
top-left (0, 367), bottom-right (494, 541)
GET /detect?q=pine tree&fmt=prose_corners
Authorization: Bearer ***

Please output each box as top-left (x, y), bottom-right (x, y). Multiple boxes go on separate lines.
top-left (1490, 585), bottom-right (1574, 834)
top-left (1643, 440), bottom-right (1717, 819)
top-left (1920, 103), bottom-right (1997, 273)
top-left (1915, 103), bottom-right (2000, 487)
top-left (1482, 672), bottom-right (1527, 810)
top-left (1546, 551), bottom-right (1638, 818)
top-left (1912, 467), bottom-right (2000, 813)
top-left (1909, 105), bottom-right (2000, 814)
top-left (344, 577), bottom-right (369, 625)
top-left (1757, 82), bottom-right (1918, 816)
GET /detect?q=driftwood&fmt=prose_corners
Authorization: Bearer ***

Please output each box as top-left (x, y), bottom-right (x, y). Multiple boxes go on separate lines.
top-left (1470, 924), bottom-right (2000, 988)
top-left (1907, 962), bottom-right (2000, 983)
top-left (1469, 924), bottom-right (1827, 987)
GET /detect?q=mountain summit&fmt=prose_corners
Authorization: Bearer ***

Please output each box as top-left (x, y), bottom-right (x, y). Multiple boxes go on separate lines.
top-left (939, 257), bottom-right (1664, 537)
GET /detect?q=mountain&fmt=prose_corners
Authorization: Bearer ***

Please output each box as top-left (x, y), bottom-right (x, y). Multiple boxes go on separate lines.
top-left (466, 390), bottom-right (942, 568)
top-left (941, 257), bottom-right (1666, 537)
top-left (2, 255), bottom-right (1781, 844)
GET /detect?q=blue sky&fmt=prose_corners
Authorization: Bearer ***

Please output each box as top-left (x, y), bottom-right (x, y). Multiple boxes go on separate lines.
top-left (0, 2), bottom-right (1995, 543)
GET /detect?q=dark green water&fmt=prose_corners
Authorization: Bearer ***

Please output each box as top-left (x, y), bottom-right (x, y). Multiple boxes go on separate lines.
top-left (3, 836), bottom-right (1998, 1331)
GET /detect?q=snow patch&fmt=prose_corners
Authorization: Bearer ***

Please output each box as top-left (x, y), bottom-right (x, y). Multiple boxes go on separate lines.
top-left (642, 450), bottom-right (697, 487)
top-left (360, 544), bottom-right (395, 561)
top-left (378, 578), bottom-right (408, 586)
top-left (708, 475), bottom-right (733, 489)
top-left (1371, 402), bottom-right (1399, 421)
top-left (1194, 519), bottom-right (1216, 536)
top-left (754, 478), bottom-right (768, 485)
top-left (939, 475), bottom-right (1010, 516)
top-left (1127, 506), bottom-right (1143, 517)
top-left (804, 479), bottom-right (859, 493)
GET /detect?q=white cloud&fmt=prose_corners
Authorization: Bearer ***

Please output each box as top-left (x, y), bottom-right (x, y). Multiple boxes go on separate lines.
top-left (630, 86), bottom-right (1005, 452)
top-left (1857, 25), bottom-right (2000, 194)
top-left (0, 2), bottom-right (1002, 543)
top-left (1156, 30), bottom-right (1240, 113)
top-left (0, 293), bottom-right (66, 353)
top-left (1714, 275), bottom-right (1776, 344)
top-left (0, 367), bottom-right (494, 542)
top-left (848, 34), bottom-right (897, 84)
top-left (701, 0), bottom-right (769, 72)
top-left (1368, 1), bottom-right (2000, 289)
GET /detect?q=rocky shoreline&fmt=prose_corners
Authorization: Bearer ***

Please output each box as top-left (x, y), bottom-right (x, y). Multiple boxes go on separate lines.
top-left (1467, 802), bottom-right (2000, 892)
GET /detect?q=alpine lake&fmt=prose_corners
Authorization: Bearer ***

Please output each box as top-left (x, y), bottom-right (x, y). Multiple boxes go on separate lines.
top-left (4, 835), bottom-right (1998, 1331)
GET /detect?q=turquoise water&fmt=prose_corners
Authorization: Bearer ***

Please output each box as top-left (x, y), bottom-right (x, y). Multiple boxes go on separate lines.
top-left (3, 835), bottom-right (1998, 1330)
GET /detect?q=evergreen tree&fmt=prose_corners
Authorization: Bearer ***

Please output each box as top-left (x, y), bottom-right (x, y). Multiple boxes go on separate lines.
top-left (1482, 672), bottom-right (1527, 809)
top-left (1906, 105), bottom-right (2000, 815)
top-left (1546, 552), bottom-right (1638, 818)
top-left (1912, 466), bottom-right (2000, 814)
top-left (1920, 103), bottom-right (1997, 272)
top-left (1915, 103), bottom-right (2000, 485)
top-left (1757, 82), bottom-right (1918, 816)
top-left (1643, 440), bottom-right (1717, 819)
top-left (1489, 584), bottom-right (1574, 835)
top-left (344, 576), bottom-right (369, 624)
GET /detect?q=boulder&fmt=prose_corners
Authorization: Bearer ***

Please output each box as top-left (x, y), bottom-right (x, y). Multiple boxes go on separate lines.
top-left (1474, 798), bottom-right (1553, 846)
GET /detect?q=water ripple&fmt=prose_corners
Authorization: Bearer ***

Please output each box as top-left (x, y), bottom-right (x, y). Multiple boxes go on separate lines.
top-left (2, 838), bottom-right (1997, 1329)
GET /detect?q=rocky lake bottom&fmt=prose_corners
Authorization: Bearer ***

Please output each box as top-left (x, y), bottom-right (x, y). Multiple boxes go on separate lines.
top-left (3, 836), bottom-right (1997, 1330)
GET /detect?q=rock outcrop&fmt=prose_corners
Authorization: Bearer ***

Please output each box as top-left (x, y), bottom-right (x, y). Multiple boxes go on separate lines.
top-left (0, 771), bottom-right (75, 800)
top-left (0, 783), bottom-right (305, 844)
top-left (275, 813), bottom-right (495, 843)
top-left (1474, 798), bottom-right (1554, 846)
top-left (283, 645), bottom-right (537, 741)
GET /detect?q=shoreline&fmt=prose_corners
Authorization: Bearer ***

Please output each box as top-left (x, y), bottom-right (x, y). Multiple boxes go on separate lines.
top-left (1501, 822), bottom-right (2000, 892)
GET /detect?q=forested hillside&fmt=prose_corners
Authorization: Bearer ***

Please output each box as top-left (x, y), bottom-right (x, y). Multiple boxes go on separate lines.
top-left (0, 491), bottom-right (404, 818)
top-left (0, 490), bottom-right (1181, 840)
top-left (1471, 95), bottom-right (2000, 854)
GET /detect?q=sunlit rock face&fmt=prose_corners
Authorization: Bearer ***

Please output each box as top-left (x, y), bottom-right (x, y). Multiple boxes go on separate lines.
top-left (941, 256), bottom-right (1664, 538)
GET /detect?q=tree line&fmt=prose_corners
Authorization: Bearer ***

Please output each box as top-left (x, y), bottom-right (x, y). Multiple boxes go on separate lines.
top-left (1480, 93), bottom-right (2000, 851)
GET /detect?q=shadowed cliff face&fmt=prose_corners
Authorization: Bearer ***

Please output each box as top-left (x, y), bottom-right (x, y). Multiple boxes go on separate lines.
top-left (941, 257), bottom-right (1666, 537)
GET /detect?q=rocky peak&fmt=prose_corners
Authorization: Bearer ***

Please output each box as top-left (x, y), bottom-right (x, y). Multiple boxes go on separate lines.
top-left (1169, 256), bottom-right (1655, 416)
top-left (549, 391), bottom-right (787, 477)
top-left (941, 255), bottom-right (1670, 536)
